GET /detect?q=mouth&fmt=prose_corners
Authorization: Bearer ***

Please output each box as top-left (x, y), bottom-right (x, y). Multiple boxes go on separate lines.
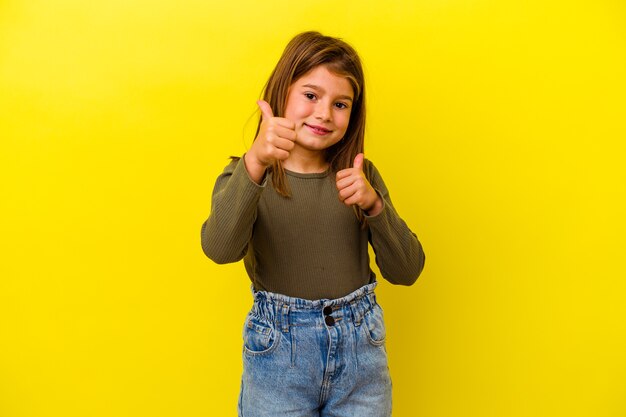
top-left (304, 123), bottom-right (333, 136)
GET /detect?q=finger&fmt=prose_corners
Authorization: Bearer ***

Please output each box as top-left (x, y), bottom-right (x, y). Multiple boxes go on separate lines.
top-left (342, 194), bottom-right (360, 206)
top-left (336, 168), bottom-right (353, 181)
top-left (274, 148), bottom-right (291, 161)
top-left (353, 153), bottom-right (364, 171)
top-left (273, 117), bottom-right (296, 130)
top-left (257, 99), bottom-right (274, 121)
top-left (338, 183), bottom-right (358, 202)
top-left (272, 136), bottom-right (296, 152)
top-left (273, 124), bottom-right (297, 141)
top-left (336, 175), bottom-right (356, 191)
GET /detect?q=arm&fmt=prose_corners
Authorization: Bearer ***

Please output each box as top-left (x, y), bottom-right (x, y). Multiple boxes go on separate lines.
top-left (364, 160), bottom-right (426, 285)
top-left (200, 157), bottom-right (266, 264)
top-left (201, 100), bottom-right (297, 263)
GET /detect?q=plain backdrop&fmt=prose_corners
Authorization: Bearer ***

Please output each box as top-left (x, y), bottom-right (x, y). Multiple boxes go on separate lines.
top-left (1, 0), bottom-right (625, 416)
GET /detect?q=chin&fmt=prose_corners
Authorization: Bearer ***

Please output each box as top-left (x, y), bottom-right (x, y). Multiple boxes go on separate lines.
top-left (308, 142), bottom-right (340, 152)
top-left (299, 135), bottom-right (340, 149)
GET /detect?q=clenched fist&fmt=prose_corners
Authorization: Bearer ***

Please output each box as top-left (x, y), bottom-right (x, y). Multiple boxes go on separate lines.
top-left (336, 153), bottom-right (383, 216)
top-left (244, 100), bottom-right (297, 183)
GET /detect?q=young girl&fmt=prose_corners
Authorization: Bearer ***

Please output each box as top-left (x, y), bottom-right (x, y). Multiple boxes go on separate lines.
top-left (201, 31), bottom-right (425, 417)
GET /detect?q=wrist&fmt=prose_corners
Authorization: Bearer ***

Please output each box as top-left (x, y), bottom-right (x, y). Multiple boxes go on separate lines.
top-left (364, 195), bottom-right (383, 216)
top-left (245, 150), bottom-right (268, 168)
top-left (243, 153), bottom-right (268, 184)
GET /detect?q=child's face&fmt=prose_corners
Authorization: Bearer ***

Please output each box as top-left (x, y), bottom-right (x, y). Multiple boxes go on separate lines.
top-left (284, 65), bottom-right (354, 154)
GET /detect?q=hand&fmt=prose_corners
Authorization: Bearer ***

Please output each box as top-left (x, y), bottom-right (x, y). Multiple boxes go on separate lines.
top-left (336, 153), bottom-right (383, 216)
top-left (246, 100), bottom-right (297, 167)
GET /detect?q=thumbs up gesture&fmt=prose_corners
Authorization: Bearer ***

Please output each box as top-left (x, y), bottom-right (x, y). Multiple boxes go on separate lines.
top-left (336, 153), bottom-right (383, 216)
top-left (244, 100), bottom-right (297, 183)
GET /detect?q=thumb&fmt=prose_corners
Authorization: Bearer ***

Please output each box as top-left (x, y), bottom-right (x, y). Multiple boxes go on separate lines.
top-left (257, 99), bottom-right (274, 121)
top-left (353, 153), bottom-right (364, 171)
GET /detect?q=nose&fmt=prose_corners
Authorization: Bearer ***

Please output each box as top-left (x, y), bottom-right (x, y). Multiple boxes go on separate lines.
top-left (314, 101), bottom-right (332, 122)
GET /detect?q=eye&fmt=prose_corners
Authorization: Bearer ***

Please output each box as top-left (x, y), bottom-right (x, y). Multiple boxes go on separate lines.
top-left (304, 92), bottom-right (317, 100)
top-left (335, 102), bottom-right (349, 110)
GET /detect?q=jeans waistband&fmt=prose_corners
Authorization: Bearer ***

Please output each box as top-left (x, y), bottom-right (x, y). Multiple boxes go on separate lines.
top-left (250, 282), bottom-right (378, 331)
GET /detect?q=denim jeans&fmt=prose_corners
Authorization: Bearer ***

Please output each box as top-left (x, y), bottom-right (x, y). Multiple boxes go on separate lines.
top-left (238, 282), bottom-right (392, 417)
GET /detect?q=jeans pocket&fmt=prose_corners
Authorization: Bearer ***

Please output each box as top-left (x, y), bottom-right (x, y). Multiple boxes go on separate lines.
top-left (363, 303), bottom-right (387, 346)
top-left (243, 313), bottom-right (280, 356)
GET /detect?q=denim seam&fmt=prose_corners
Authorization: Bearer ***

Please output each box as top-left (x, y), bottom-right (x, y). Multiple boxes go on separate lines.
top-left (290, 326), bottom-right (296, 368)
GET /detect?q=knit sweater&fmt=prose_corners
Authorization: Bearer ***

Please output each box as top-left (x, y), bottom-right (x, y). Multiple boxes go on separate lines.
top-left (201, 157), bottom-right (425, 300)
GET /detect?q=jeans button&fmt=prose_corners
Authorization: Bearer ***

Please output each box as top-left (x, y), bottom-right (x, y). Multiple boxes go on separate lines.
top-left (325, 315), bottom-right (335, 326)
top-left (323, 306), bottom-right (333, 316)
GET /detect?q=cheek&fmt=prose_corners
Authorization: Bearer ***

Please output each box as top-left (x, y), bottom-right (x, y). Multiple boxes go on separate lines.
top-left (337, 113), bottom-right (351, 132)
top-left (286, 102), bottom-right (310, 121)
top-left (284, 93), bottom-right (302, 119)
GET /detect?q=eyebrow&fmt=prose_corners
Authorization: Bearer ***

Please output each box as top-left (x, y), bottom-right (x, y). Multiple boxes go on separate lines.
top-left (301, 84), bottom-right (353, 102)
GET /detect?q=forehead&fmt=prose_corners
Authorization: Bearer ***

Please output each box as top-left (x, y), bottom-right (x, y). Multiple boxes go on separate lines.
top-left (292, 66), bottom-right (354, 98)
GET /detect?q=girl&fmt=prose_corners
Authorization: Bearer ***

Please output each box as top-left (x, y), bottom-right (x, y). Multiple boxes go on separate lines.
top-left (201, 31), bottom-right (425, 417)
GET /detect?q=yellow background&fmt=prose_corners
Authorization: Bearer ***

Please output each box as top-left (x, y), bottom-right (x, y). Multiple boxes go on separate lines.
top-left (1, 0), bottom-right (625, 416)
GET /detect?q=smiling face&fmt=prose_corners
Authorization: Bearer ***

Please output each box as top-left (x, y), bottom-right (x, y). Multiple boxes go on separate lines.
top-left (284, 65), bottom-right (354, 155)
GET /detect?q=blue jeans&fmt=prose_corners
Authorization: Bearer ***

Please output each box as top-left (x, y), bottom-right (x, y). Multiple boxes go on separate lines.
top-left (238, 282), bottom-right (392, 417)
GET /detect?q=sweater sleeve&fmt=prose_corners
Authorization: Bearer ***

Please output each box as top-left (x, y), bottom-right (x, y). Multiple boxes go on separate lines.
top-left (363, 160), bottom-right (426, 285)
top-left (200, 157), bottom-right (266, 264)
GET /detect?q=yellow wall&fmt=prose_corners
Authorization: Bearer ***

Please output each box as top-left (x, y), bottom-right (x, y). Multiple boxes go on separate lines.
top-left (1, 1), bottom-right (625, 416)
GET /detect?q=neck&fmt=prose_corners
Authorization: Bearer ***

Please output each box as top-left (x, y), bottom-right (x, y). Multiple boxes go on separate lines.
top-left (282, 147), bottom-right (328, 174)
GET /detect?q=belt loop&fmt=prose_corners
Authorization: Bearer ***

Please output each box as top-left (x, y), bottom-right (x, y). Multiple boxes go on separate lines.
top-left (367, 292), bottom-right (377, 312)
top-left (349, 300), bottom-right (362, 326)
top-left (281, 303), bottom-right (290, 333)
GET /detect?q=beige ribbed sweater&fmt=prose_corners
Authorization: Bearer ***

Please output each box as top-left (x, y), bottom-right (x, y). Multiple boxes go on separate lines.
top-left (201, 157), bottom-right (425, 300)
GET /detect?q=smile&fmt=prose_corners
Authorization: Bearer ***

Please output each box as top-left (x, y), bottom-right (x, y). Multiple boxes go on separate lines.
top-left (304, 123), bottom-right (333, 135)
